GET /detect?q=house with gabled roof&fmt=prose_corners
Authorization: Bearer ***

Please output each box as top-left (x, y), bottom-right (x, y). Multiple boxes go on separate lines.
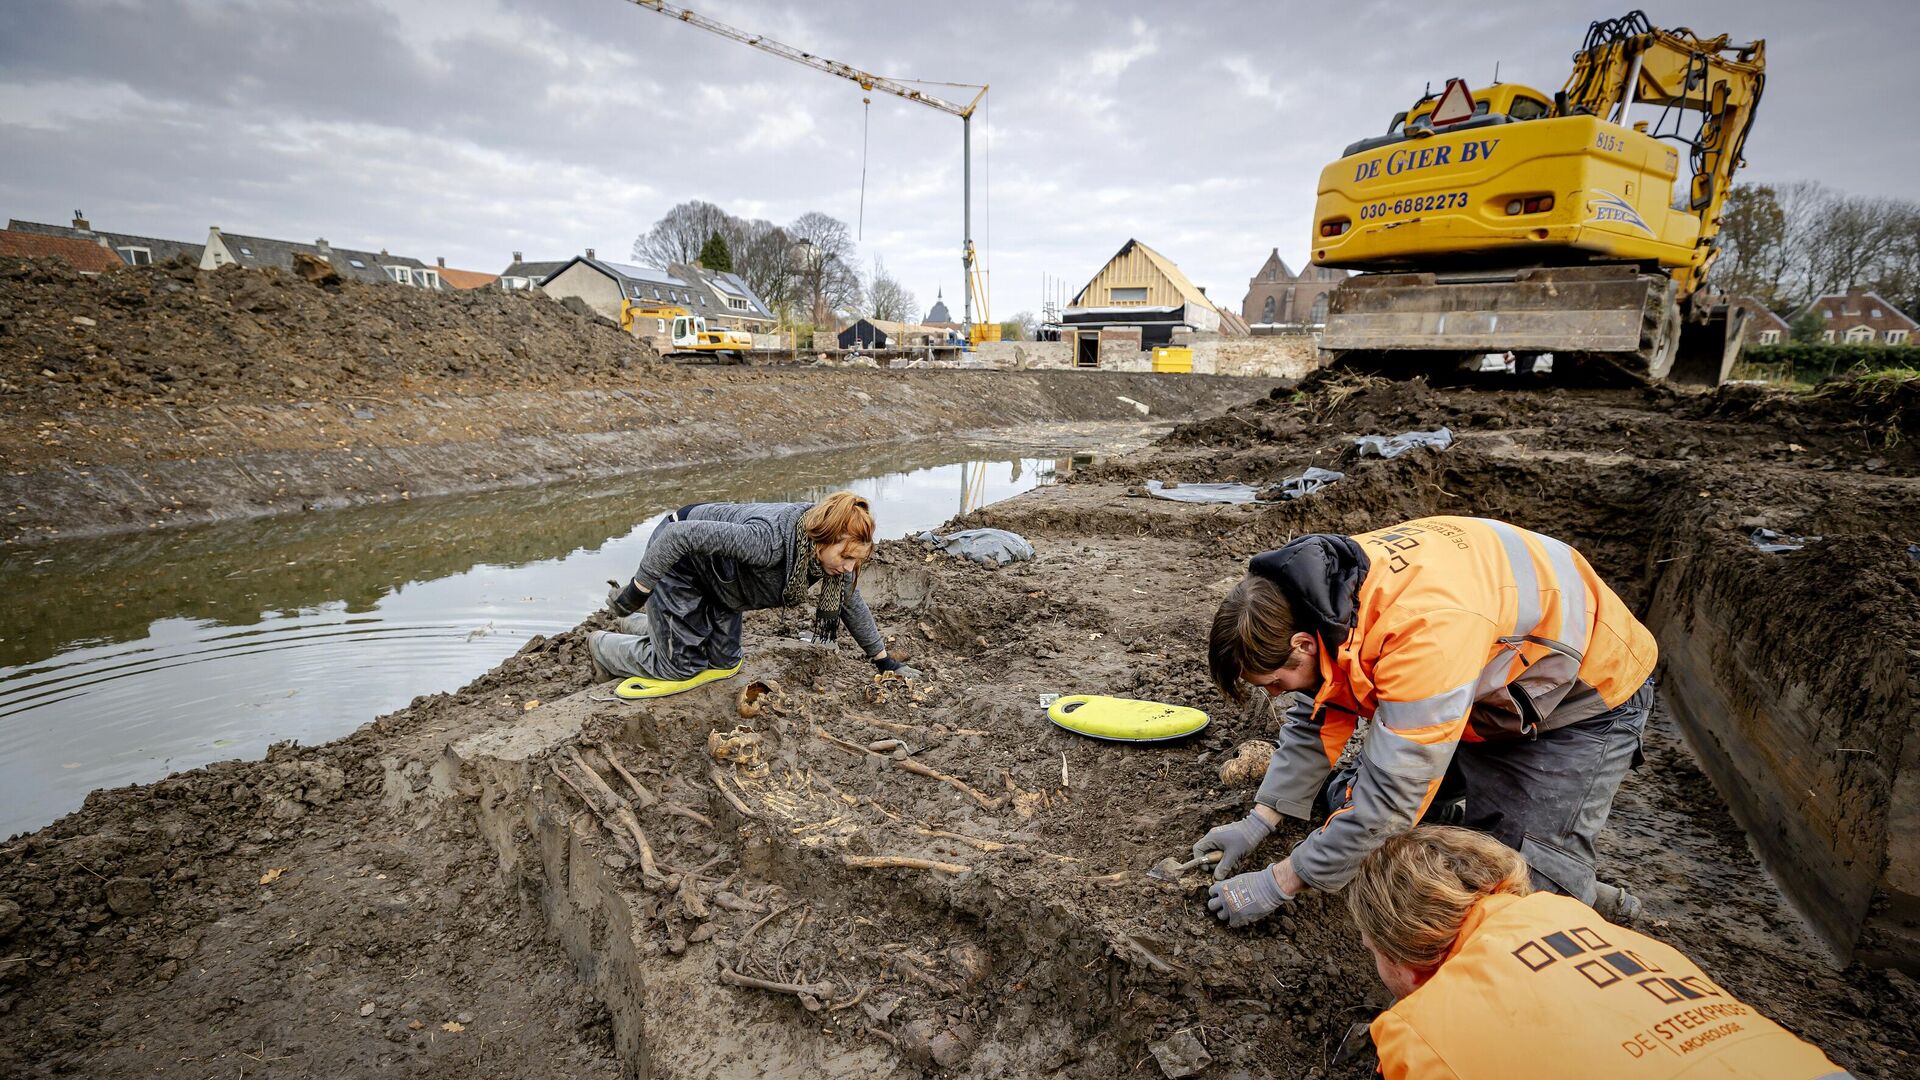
top-left (1798, 285), bottom-right (1917, 346)
top-left (1061, 240), bottom-right (1245, 365)
top-left (499, 252), bottom-right (567, 291)
top-left (199, 227), bottom-right (441, 288)
top-left (1729, 297), bottom-right (1792, 346)
top-left (431, 257), bottom-right (498, 291)
top-left (1241, 247), bottom-right (1347, 328)
top-left (538, 252), bottom-right (774, 330)
top-left (0, 228), bottom-right (127, 274)
top-left (7, 212), bottom-right (203, 267)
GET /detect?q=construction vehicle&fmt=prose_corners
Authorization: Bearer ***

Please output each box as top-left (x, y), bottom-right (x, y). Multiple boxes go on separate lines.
top-left (1310, 11), bottom-right (1765, 384)
top-left (619, 299), bottom-right (754, 360)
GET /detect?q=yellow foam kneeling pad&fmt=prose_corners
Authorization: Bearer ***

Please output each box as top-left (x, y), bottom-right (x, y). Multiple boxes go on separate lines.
top-left (614, 663), bottom-right (743, 700)
top-left (1046, 694), bottom-right (1210, 742)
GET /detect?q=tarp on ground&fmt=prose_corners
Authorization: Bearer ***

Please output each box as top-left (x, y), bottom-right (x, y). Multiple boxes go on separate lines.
top-left (917, 527), bottom-right (1035, 567)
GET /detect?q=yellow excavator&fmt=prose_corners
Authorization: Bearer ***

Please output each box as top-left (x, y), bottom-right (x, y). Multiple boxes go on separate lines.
top-left (1310, 11), bottom-right (1764, 384)
top-left (619, 299), bottom-right (754, 361)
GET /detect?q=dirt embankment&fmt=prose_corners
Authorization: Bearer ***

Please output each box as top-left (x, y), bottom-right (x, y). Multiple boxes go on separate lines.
top-left (0, 256), bottom-right (1268, 544)
top-left (4, 373), bottom-right (1918, 1078)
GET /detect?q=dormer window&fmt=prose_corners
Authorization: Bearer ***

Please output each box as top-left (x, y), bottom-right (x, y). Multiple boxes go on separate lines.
top-left (118, 246), bottom-right (152, 265)
top-left (385, 265), bottom-right (412, 285)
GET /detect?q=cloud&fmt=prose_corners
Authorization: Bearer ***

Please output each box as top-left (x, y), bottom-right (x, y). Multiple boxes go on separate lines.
top-left (1, 0), bottom-right (1915, 316)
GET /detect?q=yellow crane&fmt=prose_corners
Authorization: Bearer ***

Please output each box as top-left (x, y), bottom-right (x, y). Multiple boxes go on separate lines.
top-left (623, 0), bottom-right (993, 342)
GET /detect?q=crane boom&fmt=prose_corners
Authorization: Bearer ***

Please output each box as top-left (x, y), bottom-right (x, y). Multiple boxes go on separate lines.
top-left (622, 0), bottom-right (990, 336)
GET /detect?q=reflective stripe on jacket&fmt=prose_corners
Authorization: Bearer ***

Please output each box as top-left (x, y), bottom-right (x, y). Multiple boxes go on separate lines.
top-left (1373, 892), bottom-right (1849, 1080)
top-left (1250, 517), bottom-right (1657, 889)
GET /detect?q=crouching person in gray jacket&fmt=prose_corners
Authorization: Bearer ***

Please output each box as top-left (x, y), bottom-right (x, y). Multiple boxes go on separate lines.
top-left (589, 491), bottom-right (919, 683)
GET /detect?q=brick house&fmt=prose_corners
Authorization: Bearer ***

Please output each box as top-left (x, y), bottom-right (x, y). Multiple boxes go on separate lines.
top-left (1800, 285), bottom-right (1916, 346)
top-left (7, 212), bottom-right (203, 267)
top-left (0, 228), bottom-right (127, 274)
top-left (1241, 248), bottom-right (1347, 328)
top-left (1729, 297), bottom-right (1792, 346)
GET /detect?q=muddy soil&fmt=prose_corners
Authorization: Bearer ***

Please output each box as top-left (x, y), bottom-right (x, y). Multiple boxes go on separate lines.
top-left (1, 255), bottom-right (1269, 544)
top-left (4, 373), bottom-right (1919, 1077)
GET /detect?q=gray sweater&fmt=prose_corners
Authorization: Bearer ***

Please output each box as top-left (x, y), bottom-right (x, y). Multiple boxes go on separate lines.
top-left (633, 501), bottom-right (886, 659)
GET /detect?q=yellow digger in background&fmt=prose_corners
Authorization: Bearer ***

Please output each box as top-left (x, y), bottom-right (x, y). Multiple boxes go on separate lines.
top-left (1310, 11), bottom-right (1764, 384)
top-left (620, 299), bottom-right (754, 361)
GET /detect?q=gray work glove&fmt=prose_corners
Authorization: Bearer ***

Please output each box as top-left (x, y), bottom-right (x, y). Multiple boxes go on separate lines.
top-left (1207, 867), bottom-right (1295, 928)
top-left (1192, 812), bottom-right (1274, 880)
top-left (875, 657), bottom-right (923, 679)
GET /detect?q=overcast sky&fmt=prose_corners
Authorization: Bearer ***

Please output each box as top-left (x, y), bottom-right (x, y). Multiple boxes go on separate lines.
top-left (3, 0), bottom-right (1914, 319)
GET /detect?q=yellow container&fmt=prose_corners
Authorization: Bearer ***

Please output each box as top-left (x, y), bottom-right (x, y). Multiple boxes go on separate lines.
top-left (1151, 345), bottom-right (1193, 373)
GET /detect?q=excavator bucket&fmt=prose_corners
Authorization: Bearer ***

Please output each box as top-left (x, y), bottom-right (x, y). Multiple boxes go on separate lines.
top-left (1668, 302), bottom-right (1749, 387)
top-left (1321, 265), bottom-right (1689, 380)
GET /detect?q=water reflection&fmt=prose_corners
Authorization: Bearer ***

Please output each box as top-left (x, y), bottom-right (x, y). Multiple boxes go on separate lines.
top-left (0, 438), bottom-right (1097, 836)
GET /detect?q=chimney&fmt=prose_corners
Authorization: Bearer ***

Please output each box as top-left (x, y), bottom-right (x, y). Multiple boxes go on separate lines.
top-left (436, 256), bottom-right (446, 268)
top-left (586, 247), bottom-right (596, 259)
top-left (379, 248), bottom-right (389, 258)
top-left (315, 237), bottom-right (330, 252)
top-left (512, 250), bottom-right (523, 263)
top-left (72, 210), bottom-right (90, 231)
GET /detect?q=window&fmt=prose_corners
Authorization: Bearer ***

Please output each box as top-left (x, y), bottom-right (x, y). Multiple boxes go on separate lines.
top-left (385, 265), bottom-right (412, 285)
top-left (118, 246), bottom-right (152, 265)
top-left (656, 319), bottom-right (666, 333)
top-left (1888, 329), bottom-right (1909, 345)
top-left (239, 246), bottom-right (253, 256)
top-left (1756, 329), bottom-right (1780, 345)
top-left (417, 270), bottom-right (439, 289)
top-left (1508, 96), bottom-right (1550, 121)
top-left (1822, 309), bottom-right (1831, 319)
top-left (1822, 329), bottom-right (1835, 343)
top-left (1108, 286), bottom-right (1148, 303)
top-left (1260, 296), bottom-right (1276, 323)
top-left (1309, 293), bottom-right (1329, 324)
top-left (728, 297), bottom-right (748, 311)
top-left (1846, 326), bottom-right (1874, 344)
top-left (1872, 307), bottom-right (1883, 318)
top-left (349, 258), bottom-right (367, 269)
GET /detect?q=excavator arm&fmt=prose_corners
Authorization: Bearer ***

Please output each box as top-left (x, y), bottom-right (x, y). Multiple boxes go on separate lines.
top-left (1560, 13), bottom-right (1765, 295)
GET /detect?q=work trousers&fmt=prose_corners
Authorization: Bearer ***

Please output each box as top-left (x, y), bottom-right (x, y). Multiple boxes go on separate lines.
top-left (1324, 677), bottom-right (1653, 905)
top-left (588, 520), bottom-right (745, 681)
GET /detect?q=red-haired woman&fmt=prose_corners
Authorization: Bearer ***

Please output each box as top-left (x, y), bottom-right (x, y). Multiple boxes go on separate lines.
top-left (590, 491), bottom-right (918, 683)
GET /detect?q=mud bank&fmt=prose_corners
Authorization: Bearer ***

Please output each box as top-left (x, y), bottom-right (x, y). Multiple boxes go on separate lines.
top-left (0, 368), bottom-right (1264, 544)
top-left (4, 374), bottom-right (1918, 1078)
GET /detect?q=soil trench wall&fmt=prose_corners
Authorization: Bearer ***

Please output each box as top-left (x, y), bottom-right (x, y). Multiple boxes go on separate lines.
top-left (1, 369), bottom-right (1272, 545)
top-left (1646, 526), bottom-right (1920, 971)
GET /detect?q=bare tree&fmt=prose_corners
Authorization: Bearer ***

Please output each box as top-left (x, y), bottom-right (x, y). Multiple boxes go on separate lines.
top-left (632, 201), bottom-right (731, 267)
top-left (788, 211), bottom-right (862, 325)
top-left (866, 257), bottom-right (917, 323)
top-left (1717, 184), bottom-right (1791, 307)
top-left (724, 217), bottom-right (794, 312)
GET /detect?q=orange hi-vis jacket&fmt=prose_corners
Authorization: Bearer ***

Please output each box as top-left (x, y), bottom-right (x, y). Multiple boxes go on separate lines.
top-left (1249, 517), bottom-right (1657, 889)
top-left (1372, 891), bottom-right (1850, 1079)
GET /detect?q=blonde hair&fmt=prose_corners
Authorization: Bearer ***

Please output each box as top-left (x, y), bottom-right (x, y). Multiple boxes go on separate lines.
top-left (1347, 826), bottom-right (1532, 970)
top-left (801, 491), bottom-right (875, 551)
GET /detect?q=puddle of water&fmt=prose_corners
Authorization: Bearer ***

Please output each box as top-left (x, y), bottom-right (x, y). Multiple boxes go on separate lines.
top-left (0, 432), bottom-right (1129, 836)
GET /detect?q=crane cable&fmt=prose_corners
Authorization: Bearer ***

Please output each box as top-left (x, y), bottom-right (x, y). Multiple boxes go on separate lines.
top-left (857, 95), bottom-right (870, 241)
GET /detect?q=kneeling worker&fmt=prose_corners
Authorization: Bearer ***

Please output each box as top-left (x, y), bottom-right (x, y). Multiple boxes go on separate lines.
top-left (1196, 516), bottom-right (1655, 927)
top-left (1351, 827), bottom-right (1849, 1079)
top-left (590, 492), bottom-right (917, 686)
